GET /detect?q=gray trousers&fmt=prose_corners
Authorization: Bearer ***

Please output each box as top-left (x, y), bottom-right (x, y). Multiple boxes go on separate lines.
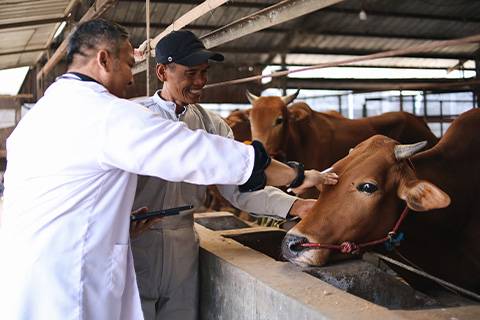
top-left (131, 224), bottom-right (199, 320)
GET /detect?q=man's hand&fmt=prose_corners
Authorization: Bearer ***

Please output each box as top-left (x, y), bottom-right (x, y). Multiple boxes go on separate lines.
top-left (288, 199), bottom-right (316, 219)
top-left (130, 206), bottom-right (161, 239)
top-left (290, 168), bottom-right (338, 195)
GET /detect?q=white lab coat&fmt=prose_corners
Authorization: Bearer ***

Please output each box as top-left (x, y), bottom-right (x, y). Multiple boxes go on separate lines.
top-left (0, 74), bottom-right (254, 320)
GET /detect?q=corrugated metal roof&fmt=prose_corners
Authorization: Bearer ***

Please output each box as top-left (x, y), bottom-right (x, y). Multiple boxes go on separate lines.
top-left (0, 0), bottom-right (77, 70)
top-left (103, 0), bottom-right (480, 71)
top-left (2, 0), bottom-right (480, 74)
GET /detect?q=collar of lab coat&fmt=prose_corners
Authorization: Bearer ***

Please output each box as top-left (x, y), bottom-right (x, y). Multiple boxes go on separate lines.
top-left (55, 73), bottom-right (109, 94)
top-left (152, 90), bottom-right (187, 119)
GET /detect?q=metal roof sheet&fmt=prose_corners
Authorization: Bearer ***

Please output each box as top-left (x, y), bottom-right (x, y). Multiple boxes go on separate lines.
top-left (0, 0), bottom-right (76, 69)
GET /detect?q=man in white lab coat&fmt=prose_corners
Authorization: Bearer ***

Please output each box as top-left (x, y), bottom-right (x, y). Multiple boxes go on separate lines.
top-left (0, 19), bottom-right (336, 320)
top-left (131, 30), bottom-right (338, 320)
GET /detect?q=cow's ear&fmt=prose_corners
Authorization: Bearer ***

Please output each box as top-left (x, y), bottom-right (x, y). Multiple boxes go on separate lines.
top-left (244, 108), bottom-right (251, 119)
top-left (289, 107), bottom-right (310, 121)
top-left (397, 179), bottom-right (450, 212)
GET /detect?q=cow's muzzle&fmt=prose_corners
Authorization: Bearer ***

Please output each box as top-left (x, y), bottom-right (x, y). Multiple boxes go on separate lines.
top-left (281, 233), bottom-right (308, 260)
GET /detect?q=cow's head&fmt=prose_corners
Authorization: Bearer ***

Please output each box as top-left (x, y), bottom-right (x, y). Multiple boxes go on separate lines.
top-left (225, 109), bottom-right (252, 143)
top-left (246, 89), bottom-right (299, 159)
top-left (282, 135), bottom-right (450, 267)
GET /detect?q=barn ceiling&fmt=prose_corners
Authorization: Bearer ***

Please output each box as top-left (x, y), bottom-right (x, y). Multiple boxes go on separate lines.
top-left (1, 0), bottom-right (480, 94)
top-left (0, 0), bottom-right (79, 70)
top-left (104, 0), bottom-right (480, 71)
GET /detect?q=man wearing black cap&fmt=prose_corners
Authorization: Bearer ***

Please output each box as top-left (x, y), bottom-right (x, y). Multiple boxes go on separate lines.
top-left (130, 30), bottom-right (338, 320)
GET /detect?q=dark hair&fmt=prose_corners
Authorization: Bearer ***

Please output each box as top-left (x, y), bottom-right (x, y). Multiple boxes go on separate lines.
top-left (66, 19), bottom-right (129, 66)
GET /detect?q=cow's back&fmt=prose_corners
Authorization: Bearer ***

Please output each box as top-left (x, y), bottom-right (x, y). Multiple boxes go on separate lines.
top-left (368, 112), bottom-right (438, 148)
top-left (285, 108), bottom-right (437, 171)
top-left (399, 109), bottom-right (480, 292)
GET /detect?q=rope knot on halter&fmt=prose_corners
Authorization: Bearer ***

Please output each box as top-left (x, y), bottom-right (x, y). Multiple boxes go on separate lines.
top-left (384, 232), bottom-right (405, 251)
top-left (340, 242), bottom-right (359, 254)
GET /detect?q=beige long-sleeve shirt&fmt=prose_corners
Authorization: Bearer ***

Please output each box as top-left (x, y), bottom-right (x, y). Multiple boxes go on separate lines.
top-left (133, 92), bottom-right (297, 228)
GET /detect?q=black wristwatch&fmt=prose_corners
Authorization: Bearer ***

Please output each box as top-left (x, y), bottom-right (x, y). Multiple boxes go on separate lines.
top-left (286, 161), bottom-right (305, 189)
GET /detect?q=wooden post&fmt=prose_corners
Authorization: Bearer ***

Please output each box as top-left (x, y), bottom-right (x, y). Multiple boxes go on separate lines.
top-left (439, 101), bottom-right (444, 137)
top-left (36, 64), bottom-right (44, 99)
top-left (399, 90), bottom-right (403, 112)
top-left (15, 105), bottom-right (21, 125)
top-left (201, 0), bottom-right (346, 49)
top-left (145, 0), bottom-right (151, 96)
top-left (281, 53), bottom-right (287, 96)
top-left (423, 91), bottom-right (428, 119)
top-left (475, 51), bottom-right (480, 108)
top-left (412, 96), bottom-right (416, 116)
top-left (337, 95), bottom-right (342, 115)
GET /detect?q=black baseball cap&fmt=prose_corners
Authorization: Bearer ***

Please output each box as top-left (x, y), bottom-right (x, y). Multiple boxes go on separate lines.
top-left (155, 30), bottom-right (224, 66)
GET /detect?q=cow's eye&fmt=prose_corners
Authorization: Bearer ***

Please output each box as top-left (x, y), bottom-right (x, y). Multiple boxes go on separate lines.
top-left (274, 116), bottom-right (283, 126)
top-left (357, 183), bottom-right (378, 194)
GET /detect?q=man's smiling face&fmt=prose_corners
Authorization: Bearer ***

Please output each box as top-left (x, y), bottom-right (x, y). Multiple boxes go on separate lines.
top-left (160, 62), bottom-right (209, 106)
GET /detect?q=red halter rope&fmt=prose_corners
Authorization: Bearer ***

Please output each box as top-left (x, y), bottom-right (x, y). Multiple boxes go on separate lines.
top-left (300, 159), bottom-right (414, 254)
top-left (299, 205), bottom-right (410, 254)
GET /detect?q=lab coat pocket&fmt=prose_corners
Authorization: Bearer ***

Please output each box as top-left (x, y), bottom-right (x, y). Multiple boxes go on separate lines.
top-left (109, 244), bottom-right (129, 298)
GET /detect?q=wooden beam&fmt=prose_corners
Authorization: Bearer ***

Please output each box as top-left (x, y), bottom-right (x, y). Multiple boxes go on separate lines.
top-left (119, 0), bottom-right (266, 9)
top-left (205, 33), bottom-right (480, 89)
top-left (123, 20), bottom-right (459, 44)
top-left (201, 0), bottom-right (346, 49)
top-left (0, 16), bottom-right (65, 30)
top-left (0, 47), bottom-right (46, 57)
top-left (133, 0), bottom-right (229, 73)
top-left (325, 7), bottom-right (480, 25)
top-left (36, 0), bottom-right (117, 82)
top-left (270, 78), bottom-right (480, 92)
top-left (123, 21), bottom-right (285, 34)
top-left (118, 0), bottom-right (480, 26)
top-left (216, 46), bottom-right (475, 61)
top-left (149, 0), bottom-right (228, 52)
top-left (0, 94), bottom-right (33, 100)
top-left (283, 47), bottom-right (475, 61)
top-left (475, 50), bottom-right (480, 107)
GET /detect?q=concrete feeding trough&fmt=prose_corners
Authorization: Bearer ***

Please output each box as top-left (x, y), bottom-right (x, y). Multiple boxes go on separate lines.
top-left (195, 211), bottom-right (251, 230)
top-left (195, 212), bottom-right (480, 320)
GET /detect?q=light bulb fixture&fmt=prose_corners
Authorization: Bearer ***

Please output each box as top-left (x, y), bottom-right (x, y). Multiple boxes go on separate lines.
top-left (359, 9), bottom-right (367, 21)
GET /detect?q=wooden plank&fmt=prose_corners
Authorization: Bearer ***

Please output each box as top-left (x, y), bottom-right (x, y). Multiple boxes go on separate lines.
top-left (205, 33), bottom-right (480, 89)
top-left (0, 94), bottom-right (33, 100)
top-left (134, 0), bottom-right (344, 74)
top-left (133, 0), bottom-right (229, 74)
top-left (134, 0), bottom-right (228, 67)
top-left (201, 0), bottom-right (345, 49)
top-left (0, 16), bottom-right (64, 30)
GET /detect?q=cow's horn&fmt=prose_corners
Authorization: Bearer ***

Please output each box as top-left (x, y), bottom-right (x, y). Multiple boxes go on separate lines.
top-left (280, 89), bottom-right (300, 105)
top-left (246, 90), bottom-right (259, 104)
top-left (394, 141), bottom-right (428, 160)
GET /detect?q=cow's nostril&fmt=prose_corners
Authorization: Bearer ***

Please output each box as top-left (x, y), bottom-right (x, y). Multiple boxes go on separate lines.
top-left (288, 240), bottom-right (305, 252)
top-left (282, 234), bottom-right (308, 259)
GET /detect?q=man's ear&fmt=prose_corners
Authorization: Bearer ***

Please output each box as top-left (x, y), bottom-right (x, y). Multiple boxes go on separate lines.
top-left (97, 49), bottom-right (111, 72)
top-left (397, 179), bottom-right (450, 212)
top-left (156, 64), bottom-right (167, 81)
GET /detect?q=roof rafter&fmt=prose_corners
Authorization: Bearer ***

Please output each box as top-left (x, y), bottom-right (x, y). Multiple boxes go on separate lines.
top-left (0, 16), bottom-right (65, 30)
top-left (217, 46), bottom-right (475, 61)
top-left (119, 0), bottom-right (480, 24)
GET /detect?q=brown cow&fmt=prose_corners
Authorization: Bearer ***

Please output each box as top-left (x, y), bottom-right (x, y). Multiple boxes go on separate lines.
top-left (282, 108), bottom-right (480, 293)
top-left (247, 90), bottom-right (438, 171)
top-left (224, 109), bottom-right (251, 143)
